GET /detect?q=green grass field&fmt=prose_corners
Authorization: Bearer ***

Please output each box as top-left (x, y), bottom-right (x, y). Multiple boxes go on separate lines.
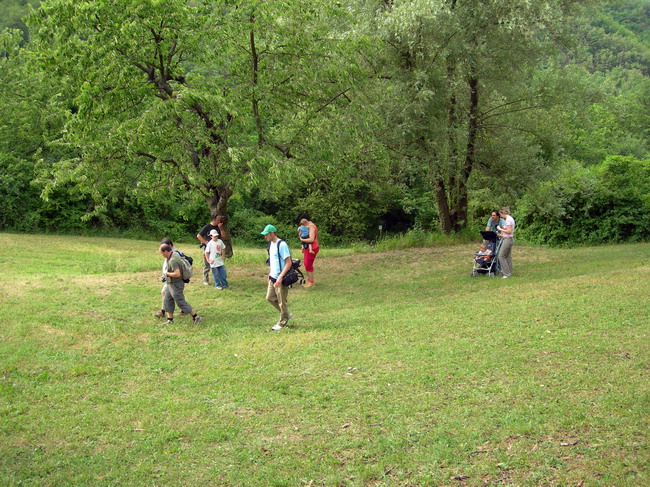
top-left (1, 233), bottom-right (648, 486)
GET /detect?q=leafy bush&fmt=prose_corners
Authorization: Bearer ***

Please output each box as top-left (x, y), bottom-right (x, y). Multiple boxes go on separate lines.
top-left (228, 207), bottom-right (284, 244)
top-left (228, 198), bottom-right (338, 246)
top-left (0, 157), bottom-right (42, 230)
top-left (516, 156), bottom-right (650, 245)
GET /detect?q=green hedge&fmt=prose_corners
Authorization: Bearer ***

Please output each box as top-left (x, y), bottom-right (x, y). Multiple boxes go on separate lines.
top-left (516, 156), bottom-right (650, 245)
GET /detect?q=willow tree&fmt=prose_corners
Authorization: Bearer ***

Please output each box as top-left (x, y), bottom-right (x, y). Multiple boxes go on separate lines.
top-left (370, 0), bottom-right (589, 232)
top-left (29, 0), bottom-right (356, 253)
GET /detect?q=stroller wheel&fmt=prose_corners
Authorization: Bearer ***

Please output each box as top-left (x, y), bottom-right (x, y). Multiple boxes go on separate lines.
top-left (471, 271), bottom-right (479, 277)
top-left (488, 272), bottom-right (496, 277)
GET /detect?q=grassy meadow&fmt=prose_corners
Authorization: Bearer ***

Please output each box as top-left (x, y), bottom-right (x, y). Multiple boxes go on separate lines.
top-left (0, 233), bottom-right (648, 486)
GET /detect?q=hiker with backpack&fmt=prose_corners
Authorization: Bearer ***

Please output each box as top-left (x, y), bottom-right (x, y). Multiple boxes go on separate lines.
top-left (154, 238), bottom-right (177, 318)
top-left (261, 224), bottom-right (293, 331)
top-left (154, 237), bottom-right (195, 318)
top-left (159, 243), bottom-right (203, 326)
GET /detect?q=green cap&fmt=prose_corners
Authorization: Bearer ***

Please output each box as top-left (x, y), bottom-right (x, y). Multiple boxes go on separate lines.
top-left (260, 224), bottom-right (277, 236)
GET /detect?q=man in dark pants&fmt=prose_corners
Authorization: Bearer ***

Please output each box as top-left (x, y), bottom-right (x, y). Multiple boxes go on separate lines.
top-left (196, 214), bottom-right (224, 285)
top-left (159, 244), bottom-right (203, 325)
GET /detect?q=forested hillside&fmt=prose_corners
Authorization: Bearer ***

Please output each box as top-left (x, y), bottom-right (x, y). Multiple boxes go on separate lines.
top-left (1, 0), bottom-right (648, 245)
top-left (0, 0), bottom-right (38, 35)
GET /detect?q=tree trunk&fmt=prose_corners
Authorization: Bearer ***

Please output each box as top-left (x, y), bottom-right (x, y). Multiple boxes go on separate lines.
top-left (452, 74), bottom-right (479, 232)
top-left (441, 44), bottom-right (459, 234)
top-left (434, 72), bottom-right (479, 233)
top-left (434, 176), bottom-right (453, 234)
top-left (206, 185), bottom-right (234, 258)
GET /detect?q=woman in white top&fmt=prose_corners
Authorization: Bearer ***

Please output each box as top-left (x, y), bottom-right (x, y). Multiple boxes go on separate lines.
top-left (497, 206), bottom-right (516, 278)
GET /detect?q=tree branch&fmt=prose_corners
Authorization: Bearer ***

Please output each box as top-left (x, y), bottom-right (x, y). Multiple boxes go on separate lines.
top-left (480, 94), bottom-right (546, 118)
top-left (315, 88), bottom-right (352, 113)
top-left (271, 144), bottom-right (294, 158)
top-left (135, 151), bottom-right (193, 189)
top-left (249, 14), bottom-right (264, 147)
top-left (481, 104), bottom-right (554, 121)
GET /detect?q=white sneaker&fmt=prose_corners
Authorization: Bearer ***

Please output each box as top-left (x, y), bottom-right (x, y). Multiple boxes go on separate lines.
top-left (271, 322), bottom-right (284, 331)
top-left (202, 281), bottom-right (209, 286)
top-left (216, 286), bottom-right (223, 290)
top-left (502, 275), bottom-right (510, 279)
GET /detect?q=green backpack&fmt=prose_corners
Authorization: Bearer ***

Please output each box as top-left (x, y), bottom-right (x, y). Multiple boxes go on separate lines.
top-left (175, 250), bottom-right (194, 283)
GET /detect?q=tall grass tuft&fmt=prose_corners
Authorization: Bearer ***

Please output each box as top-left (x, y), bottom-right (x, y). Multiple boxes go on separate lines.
top-left (351, 228), bottom-right (478, 252)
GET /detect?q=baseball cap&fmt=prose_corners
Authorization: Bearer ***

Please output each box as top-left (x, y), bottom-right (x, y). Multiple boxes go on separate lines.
top-left (209, 229), bottom-right (219, 236)
top-left (260, 224), bottom-right (277, 236)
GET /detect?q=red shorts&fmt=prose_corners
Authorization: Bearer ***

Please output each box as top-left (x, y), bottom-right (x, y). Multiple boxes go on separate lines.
top-left (303, 246), bottom-right (319, 272)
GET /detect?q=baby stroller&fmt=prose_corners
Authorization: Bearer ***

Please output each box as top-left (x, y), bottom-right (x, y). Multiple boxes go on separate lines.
top-left (471, 231), bottom-right (502, 277)
top-left (291, 258), bottom-right (307, 286)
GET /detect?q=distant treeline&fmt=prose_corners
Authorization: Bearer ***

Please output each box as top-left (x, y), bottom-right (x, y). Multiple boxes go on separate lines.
top-left (0, 0), bottom-right (648, 245)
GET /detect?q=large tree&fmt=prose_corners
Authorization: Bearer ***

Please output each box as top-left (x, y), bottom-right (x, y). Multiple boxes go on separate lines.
top-left (365, 0), bottom-right (590, 232)
top-left (29, 0), bottom-right (358, 253)
top-left (0, 27), bottom-right (80, 231)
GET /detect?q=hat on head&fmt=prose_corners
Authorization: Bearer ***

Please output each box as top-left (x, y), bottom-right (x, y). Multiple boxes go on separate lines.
top-left (209, 229), bottom-right (219, 236)
top-left (260, 224), bottom-right (277, 236)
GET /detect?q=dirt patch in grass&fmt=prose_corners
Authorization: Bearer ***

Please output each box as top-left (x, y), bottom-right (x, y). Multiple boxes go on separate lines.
top-left (42, 325), bottom-right (67, 336)
top-left (0, 280), bottom-right (44, 299)
top-left (4, 275), bottom-right (120, 300)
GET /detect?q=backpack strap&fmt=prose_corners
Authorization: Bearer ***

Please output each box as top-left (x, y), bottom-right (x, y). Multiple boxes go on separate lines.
top-left (276, 239), bottom-right (291, 270)
top-left (277, 239), bottom-right (284, 270)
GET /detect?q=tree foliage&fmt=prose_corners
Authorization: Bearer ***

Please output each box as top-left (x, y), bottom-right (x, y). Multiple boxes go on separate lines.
top-left (366, 0), bottom-right (597, 233)
top-left (0, 0), bottom-right (648, 246)
top-left (27, 0), bottom-right (361, 252)
top-left (0, 0), bottom-right (40, 40)
top-left (516, 156), bottom-right (650, 245)
top-left (0, 27), bottom-right (83, 231)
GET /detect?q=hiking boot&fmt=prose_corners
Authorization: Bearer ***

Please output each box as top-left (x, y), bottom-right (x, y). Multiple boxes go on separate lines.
top-left (192, 315), bottom-right (203, 325)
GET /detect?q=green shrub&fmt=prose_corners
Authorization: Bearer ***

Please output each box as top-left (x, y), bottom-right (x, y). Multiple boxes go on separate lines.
top-left (0, 157), bottom-right (47, 231)
top-left (228, 205), bottom-right (338, 247)
top-left (516, 156), bottom-right (650, 245)
top-left (229, 207), bottom-right (285, 244)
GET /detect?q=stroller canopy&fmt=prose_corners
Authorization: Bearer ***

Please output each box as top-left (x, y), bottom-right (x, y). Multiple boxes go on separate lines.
top-left (480, 230), bottom-right (498, 242)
